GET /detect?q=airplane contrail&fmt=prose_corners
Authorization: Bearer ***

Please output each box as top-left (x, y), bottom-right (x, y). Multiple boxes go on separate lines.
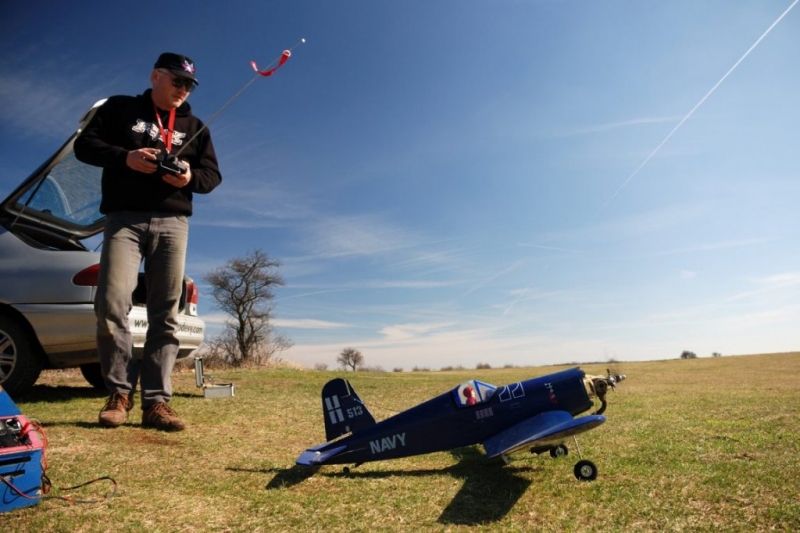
top-left (604, 0), bottom-right (799, 206)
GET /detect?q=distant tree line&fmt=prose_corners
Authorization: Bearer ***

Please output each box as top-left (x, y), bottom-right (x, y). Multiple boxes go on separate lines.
top-left (331, 351), bottom-right (511, 373)
top-left (681, 351), bottom-right (724, 359)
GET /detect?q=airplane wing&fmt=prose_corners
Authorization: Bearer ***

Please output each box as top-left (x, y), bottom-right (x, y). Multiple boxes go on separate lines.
top-left (483, 411), bottom-right (606, 458)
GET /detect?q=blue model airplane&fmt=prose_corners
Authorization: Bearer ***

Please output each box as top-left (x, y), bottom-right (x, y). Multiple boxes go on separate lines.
top-left (296, 367), bottom-right (626, 481)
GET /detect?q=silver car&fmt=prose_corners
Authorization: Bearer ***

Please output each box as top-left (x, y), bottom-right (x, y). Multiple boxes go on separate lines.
top-left (0, 101), bottom-right (205, 396)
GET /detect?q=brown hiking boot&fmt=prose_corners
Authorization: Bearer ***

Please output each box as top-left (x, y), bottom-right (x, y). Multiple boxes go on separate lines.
top-left (142, 402), bottom-right (185, 432)
top-left (98, 392), bottom-right (133, 428)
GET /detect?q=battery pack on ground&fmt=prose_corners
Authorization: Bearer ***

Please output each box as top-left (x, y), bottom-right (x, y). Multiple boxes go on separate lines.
top-left (0, 386), bottom-right (43, 513)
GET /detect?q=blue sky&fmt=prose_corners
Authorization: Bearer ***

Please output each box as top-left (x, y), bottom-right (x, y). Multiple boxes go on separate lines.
top-left (2, 1), bottom-right (799, 371)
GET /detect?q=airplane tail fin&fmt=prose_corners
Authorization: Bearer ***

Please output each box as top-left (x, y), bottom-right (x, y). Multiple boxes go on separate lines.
top-left (321, 378), bottom-right (376, 441)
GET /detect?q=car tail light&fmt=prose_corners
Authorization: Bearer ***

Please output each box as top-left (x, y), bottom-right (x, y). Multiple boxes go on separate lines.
top-left (73, 264), bottom-right (100, 286)
top-left (185, 280), bottom-right (199, 316)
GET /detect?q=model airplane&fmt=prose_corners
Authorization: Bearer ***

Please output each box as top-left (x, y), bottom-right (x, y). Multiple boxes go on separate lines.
top-left (296, 367), bottom-right (626, 481)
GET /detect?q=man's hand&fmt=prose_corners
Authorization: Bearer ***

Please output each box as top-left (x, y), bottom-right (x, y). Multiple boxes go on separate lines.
top-left (126, 148), bottom-right (160, 174)
top-left (126, 148), bottom-right (191, 187)
top-left (162, 160), bottom-right (192, 188)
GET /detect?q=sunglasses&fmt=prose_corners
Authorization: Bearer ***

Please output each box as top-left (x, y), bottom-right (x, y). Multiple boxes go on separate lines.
top-left (159, 70), bottom-right (196, 92)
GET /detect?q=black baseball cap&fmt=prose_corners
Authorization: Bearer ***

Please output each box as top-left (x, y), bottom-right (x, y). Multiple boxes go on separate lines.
top-left (154, 53), bottom-right (199, 85)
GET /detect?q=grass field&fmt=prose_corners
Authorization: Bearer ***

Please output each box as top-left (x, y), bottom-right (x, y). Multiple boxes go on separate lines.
top-left (1, 352), bottom-right (798, 532)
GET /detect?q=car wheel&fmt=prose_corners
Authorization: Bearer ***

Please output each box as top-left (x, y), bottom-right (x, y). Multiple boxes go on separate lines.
top-left (79, 363), bottom-right (106, 389)
top-left (0, 315), bottom-right (44, 397)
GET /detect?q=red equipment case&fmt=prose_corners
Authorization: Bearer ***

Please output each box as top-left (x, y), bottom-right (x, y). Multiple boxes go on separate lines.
top-left (0, 386), bottom-right (43, 513)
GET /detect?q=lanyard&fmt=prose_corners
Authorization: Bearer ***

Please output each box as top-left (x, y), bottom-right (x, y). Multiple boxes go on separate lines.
top-left (153, 106), bottom-right (177, 153)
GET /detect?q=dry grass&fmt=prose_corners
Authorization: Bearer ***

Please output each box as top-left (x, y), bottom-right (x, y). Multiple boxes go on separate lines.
top-left (1, 352), bottom-right (798, 532)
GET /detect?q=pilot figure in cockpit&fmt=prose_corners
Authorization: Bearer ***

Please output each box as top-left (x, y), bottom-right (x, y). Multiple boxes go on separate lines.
top-left (463, 386), bottom-right (477, 406)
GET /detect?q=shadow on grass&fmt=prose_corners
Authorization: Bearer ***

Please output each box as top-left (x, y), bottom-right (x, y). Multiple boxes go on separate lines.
top-left (437, 447), bottom-right (534, 525)
top-left (261, 446), bottom-right (539, 525)
top-left (12, 386), bottom-right (204, 405)
top-left (223, 465), bottom-right (320, 490)
top-left (265, 465), bottom-right (320, 489)
top-left (13, 384), bottom-right (109, 404)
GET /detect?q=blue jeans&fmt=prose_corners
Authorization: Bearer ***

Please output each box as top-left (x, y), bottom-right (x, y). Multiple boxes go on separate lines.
top-left (95, 212), bottom-right (189, 408)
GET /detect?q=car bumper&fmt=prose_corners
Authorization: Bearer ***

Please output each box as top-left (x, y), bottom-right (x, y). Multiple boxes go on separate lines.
top-left (15, 303), bottom-right (205, 367)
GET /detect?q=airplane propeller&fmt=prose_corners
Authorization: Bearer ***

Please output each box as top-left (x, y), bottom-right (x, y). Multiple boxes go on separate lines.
top-left (590, 369), bottom-right (626, 415)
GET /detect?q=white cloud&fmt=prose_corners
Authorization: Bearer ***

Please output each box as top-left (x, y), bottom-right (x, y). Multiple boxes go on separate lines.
top-left (0, 57), bottom-right (125, 140)
top-left (272, 318), bottom-right (348, 329)
top-left (655, 238), bottom-right (777, 257)
top-left (548, 116), bottom-right (680, 139)
top-left (192, 179), bottom-right (318, 228)
top-left (722, 306), bottom-right (800, 327)
top-left (754, 272), bottom-right (800, 286)
top-left (301, 214), bottom-right (423, 259)
top-left (540, 203), bottom-right (708, 246)
top-left (282, 325), bottom-right (618, 372)
top-left (379, 321), bottom-right (456, 341)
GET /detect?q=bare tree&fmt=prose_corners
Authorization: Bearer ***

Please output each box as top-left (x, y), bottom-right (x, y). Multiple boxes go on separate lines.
top-left (203, 249), bottom-right (292, 366)
top-left (337, 347), bottom-right (364, 371)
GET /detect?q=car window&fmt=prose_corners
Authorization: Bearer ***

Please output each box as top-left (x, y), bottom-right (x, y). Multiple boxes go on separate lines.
top-left (2, 100), bottom-right (108, 241)
top-left (17, 151), bottom-right (103, 227)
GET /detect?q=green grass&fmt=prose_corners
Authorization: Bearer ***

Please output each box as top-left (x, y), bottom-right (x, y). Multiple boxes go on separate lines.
top-left (1, 353), bottom-right (798, 532)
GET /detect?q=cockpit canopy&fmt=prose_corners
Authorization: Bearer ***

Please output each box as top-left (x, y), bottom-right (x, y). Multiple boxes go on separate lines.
top-left (452, 379), bottom-right (497, 408)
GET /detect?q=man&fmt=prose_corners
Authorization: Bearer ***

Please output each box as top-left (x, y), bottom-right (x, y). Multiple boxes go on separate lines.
top-left (74, 53), bottom-right (222, 431)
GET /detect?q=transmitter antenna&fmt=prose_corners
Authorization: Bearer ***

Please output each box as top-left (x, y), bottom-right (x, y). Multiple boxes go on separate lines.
top-left (159, 39), bottom-right (305, 174)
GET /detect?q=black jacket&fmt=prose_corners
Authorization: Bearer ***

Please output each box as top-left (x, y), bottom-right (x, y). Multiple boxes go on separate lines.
top-left (74, 89), bottom-right (222, 216)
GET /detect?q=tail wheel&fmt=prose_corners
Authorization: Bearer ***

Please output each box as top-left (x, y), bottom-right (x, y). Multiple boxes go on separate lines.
top-left (550, 444), bottom-right (569, 458)
top-left (574, 459), bottom-right (598, 481)
top-left (0, 315), bottom-right (44, 396)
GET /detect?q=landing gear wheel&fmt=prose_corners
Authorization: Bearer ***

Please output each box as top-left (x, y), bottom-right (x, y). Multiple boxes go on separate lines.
top-left (550, 444), bottom-right (568, 458)
top-left (343, 466), bottom-right (350, 474)
top-left (574, 459), bottom-right (598, 481)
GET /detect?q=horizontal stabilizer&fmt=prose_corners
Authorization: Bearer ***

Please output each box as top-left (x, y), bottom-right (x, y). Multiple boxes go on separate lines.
top-left (321, 378), bottom-right (376, 441)
top-left (483, 411), bottom-right (606, 458)
top-left (296, 444), bottom-right (347, 466)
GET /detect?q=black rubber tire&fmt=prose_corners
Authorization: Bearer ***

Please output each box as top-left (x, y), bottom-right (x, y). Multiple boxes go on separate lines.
top-left (550, 444), bottom-right (569, 458)
top-left (0, 315), bottom-right (44, 397)
top-left (80, 363), bottom-right (106, 389)
top-left (574, 459), bottom-right (598, 481)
